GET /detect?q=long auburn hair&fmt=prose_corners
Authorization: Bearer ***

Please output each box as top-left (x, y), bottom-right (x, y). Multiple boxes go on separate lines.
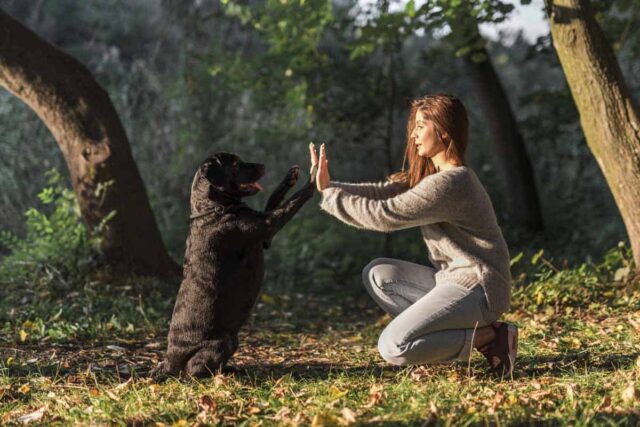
top-left (389, 93), bottom-right (469, 188)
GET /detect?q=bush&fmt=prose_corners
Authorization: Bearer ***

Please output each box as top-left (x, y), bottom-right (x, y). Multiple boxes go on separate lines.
top-left (511, 242), bottom-right (638, 313)
top-left (0, 169), bottom-right (102, 289)
top-left (0, 170), bottom-right (173, 344)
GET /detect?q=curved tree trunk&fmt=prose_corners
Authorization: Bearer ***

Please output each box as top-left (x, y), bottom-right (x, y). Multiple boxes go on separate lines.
top-left (0, 8), bottom-right (180, 278)
top-left (462, 45), bottom-right (544, 233)
top-left (546, 0), bottom-right (640, 267)
top-left (449, 18), bottom-right (544, 233)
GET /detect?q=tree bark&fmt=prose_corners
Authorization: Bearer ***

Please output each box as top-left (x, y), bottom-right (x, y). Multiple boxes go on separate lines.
top-left (450, 20), bottom-right (544, 233)
top-left (546, 0), bottom-right (640, 267)
top-left (0, 8), bottom-right (180, 278)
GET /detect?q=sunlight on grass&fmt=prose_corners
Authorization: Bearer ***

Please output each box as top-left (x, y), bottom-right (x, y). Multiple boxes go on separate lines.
top-left (1, 199), bottom-right (639, 424)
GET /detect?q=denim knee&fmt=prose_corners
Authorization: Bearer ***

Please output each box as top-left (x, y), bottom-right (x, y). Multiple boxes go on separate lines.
top-left (362, 258), bottom-right (390, 289)
top-left (377, 327), bottom-right (411, 366)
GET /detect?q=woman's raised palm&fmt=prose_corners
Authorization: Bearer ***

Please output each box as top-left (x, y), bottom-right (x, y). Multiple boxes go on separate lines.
top-left (309, 142), bottom-right (330, 192)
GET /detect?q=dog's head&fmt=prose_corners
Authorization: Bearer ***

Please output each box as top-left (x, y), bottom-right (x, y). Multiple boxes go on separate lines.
top-left (190, 153), bottom-right (265, 215)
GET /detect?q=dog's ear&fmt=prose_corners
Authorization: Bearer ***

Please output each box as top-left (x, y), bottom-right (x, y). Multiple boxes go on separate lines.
top-left (201, 156), bottom-right (226, 187)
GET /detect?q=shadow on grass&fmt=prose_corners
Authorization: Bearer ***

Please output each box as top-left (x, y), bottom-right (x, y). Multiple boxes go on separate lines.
top-left (230, 349), bottom-right (640, 383)
top-left (3, 349), bottom-right (638, 383)
top-left (2, 340), bottom-right (638, 384)
top-left (510, 350), bottom-right (640, 379)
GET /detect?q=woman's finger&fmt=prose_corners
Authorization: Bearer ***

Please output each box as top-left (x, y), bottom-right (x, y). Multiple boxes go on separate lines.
top-left (320, 143), bottom-right (328, 163)
top-left (309, 142), bottom-right (318, 165)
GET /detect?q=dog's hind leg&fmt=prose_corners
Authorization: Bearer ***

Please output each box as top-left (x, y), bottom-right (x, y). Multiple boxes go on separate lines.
top-left (185, 333), bottom-right (239, 377)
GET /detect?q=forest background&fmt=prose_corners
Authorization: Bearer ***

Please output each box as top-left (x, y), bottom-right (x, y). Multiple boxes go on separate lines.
top-left (2, 0), bottom-right (639, 288)
top-left (1, 0), bottom-right (640, 424)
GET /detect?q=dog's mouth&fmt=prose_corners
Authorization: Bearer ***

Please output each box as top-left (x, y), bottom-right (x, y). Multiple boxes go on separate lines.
top-left (239, 181), bottom-right (263, 192)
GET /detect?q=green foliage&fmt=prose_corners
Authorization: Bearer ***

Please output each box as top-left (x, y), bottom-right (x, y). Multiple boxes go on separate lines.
top-left (0, 172), bottom-right (173, 346)
top-left (0, 169), bottom-right (101, 287)
top-left (220, 0), bottom-right (333, 110)
top-left (512, 241), bottom-right (638, 312)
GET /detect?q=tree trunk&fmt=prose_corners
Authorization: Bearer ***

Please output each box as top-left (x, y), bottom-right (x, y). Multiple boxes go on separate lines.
top-left (546, 0), bottom-right (640, 267)
top-left (0, 8), bottom-right (180, 278)
top-left (450, 20), bottom-right (544, 233)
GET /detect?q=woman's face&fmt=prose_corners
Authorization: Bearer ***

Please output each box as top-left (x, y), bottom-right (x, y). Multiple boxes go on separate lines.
top-left (411, 110), bottom-right (446, 158)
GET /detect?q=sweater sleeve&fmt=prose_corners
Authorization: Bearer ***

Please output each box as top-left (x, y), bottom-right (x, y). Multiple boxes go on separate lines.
top-left (319, 174), bottom-right (458, 232)
top-left (328, 180), bottom-right (409, 200)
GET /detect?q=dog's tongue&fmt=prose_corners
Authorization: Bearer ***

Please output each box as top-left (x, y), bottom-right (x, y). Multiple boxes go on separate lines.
top-left (252, 182), bottom-right (263, 191)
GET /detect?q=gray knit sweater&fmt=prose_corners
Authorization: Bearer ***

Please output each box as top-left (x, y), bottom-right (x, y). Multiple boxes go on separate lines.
top-left (318, 165), bottom-right (512, 314)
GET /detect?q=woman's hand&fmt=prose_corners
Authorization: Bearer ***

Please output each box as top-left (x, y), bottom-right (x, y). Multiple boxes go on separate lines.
top-left (309, 142), bottom-right (330, 192)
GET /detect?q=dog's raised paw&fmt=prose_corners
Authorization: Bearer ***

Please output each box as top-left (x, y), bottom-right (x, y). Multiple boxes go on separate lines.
top-left (286, 166), bottom-right (300, 186)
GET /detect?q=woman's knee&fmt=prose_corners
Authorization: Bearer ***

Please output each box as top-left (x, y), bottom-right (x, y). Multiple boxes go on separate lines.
top-left (361, 257), bottom-right (395, 289)
top-left (377, 328), bottom-right (411, 366)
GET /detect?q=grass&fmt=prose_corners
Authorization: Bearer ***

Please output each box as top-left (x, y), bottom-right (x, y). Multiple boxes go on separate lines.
top-left (1, 240), bottom-right (640, 425)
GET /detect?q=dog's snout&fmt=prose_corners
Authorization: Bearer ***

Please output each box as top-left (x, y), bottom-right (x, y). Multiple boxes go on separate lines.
top-left (247, 162), bottom-right (265, 179)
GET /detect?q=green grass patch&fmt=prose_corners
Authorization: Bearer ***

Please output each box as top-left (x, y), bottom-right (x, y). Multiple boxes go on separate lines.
top-left (1, 176), bottom-right (639, 425)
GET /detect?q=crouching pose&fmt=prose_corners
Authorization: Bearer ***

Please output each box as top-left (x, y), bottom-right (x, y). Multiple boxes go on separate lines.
top-left (312, 94), bottom-right (518, 377)
top-left (152, 152), bottom-right (316, 378)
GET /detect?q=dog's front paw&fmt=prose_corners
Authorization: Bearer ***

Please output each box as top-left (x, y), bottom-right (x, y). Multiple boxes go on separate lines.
top-left (286, 166), bottom-right (300, 186)
top-left (149, 361), bottom-right (172, 382)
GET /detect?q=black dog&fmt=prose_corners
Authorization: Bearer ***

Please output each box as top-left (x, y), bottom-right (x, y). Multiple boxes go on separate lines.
top-left (152, 152), bottom-right (316, 378)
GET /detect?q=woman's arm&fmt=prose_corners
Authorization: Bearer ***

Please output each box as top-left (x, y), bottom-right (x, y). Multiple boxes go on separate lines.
top-left (319, 173), bottom-right (460, 232)
top-left (328, 180), bottom-right (409, 200)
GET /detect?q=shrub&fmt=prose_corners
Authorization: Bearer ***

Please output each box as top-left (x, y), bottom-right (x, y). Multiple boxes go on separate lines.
top-left (511, 242), bottom-right (638, 313)
top-left (0, 169), bottom-right (103, 289)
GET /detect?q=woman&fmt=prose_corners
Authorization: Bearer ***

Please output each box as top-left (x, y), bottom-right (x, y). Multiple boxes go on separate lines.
top-left (309, 93), bottom-right (517, 376)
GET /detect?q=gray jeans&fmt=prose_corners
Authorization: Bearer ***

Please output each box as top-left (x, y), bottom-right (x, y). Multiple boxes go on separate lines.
top-left (362, 257), bottom-right (501, 366)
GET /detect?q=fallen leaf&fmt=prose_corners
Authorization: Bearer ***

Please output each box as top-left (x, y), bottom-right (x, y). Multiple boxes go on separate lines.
top-left (566, 383), bottom-right (575, 403)
top-left (621, 382), bottom-right (638, 404)
top-left (274, 407), bottom-right (291, 421)
top-left (329, 385), bottom-right (348, 399)
top-left (115, 377), bottom-right (132, 391)
top-left (311, 413), bottom-right (340, 427)
top-left (614, 266), bottom-right (630, 282)
top-left (197, 395), bottom-right (219, 423)
top-left (19, 330), bottom-right (28, 342)
top-left (148, 383), bottom-right (159, 396)
top-left (341, 407), bottom-right (357, 424)
top-left (598, 395), bottom-right (612, 410)
top-left (491, 392), bottom-right (505, 411)
top-left (18, 384), bottom-right (30, 394)
top-left (364, 384), bottom-right (384, 408)
top-left (17, 405), bottom-right (47, 424)
top-left (105, 390), bottom-right (120, 401)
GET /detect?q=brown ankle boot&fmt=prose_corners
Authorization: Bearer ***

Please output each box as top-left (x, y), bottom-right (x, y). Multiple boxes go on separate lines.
top-left (478, 321), bottom-right (518, 377)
